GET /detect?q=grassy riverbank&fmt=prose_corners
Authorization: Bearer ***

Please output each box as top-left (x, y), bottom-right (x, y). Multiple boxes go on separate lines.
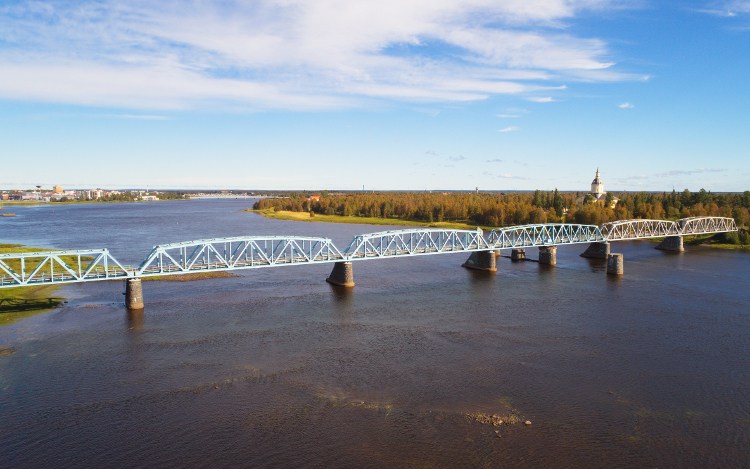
top-left (683, 234), bottom-right (749, 250)
top-left (0, 244), bottom-right (66, 326)
top-left (247, 208), bottom-right (478, 230)
top-left (143, 271), bottom-right (239, 282)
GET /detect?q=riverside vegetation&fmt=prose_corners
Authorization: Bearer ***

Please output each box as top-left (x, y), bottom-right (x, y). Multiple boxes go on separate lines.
top-left (252, 189), bottom-right (750, 247)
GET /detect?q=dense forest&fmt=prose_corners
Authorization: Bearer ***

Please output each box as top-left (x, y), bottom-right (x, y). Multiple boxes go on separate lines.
top-left (253, 189), bottom-right (750, 243)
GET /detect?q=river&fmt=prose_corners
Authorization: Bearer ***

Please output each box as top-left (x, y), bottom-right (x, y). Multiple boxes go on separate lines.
top-left (1, 199), bottom-right (748, 467)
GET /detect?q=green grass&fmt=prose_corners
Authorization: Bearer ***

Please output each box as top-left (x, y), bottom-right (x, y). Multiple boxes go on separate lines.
top-left (246, 208), bottom-right (479, 230)
top-left (0, 243), bottom-right (66, 326)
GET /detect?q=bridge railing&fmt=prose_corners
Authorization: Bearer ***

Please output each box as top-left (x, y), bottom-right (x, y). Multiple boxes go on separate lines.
top-left (487, 224), bottom-right (605, 249)
top-left (343, 228), bottom-right (491, 259)
top-left (0, 249), bottom-right (131, 288)
top-left (135, 236), bottom-right (345, 276)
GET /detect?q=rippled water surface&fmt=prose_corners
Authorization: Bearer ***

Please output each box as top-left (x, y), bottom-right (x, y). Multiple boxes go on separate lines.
top-left (1, 200), bottom-right (749, 467)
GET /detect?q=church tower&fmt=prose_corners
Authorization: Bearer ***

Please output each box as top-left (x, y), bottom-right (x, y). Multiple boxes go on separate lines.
top-left (591, 168), bottom-right (605, 199)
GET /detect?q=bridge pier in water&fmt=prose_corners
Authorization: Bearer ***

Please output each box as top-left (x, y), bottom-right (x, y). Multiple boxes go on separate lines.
top-left (326, 261), bottom-right (355, 287)
top-left (538, 246), bottom-right (557, 265)
top-left (580, 242), bottom-right (610, 259)
top-left (607, 253), bottom-right (624, 275)
top-left (462, 251), bottom-right (497, 272)
top-left (511, 248), bottom-right (526, 261)
top-left (125, 278), bottom-right (144, 310)
top-left (656, 236), bottom-right (684, 252)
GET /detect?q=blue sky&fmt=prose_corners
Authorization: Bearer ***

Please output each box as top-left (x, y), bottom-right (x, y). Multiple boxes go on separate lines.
top-left (1, 0), bottom-right (748, 191)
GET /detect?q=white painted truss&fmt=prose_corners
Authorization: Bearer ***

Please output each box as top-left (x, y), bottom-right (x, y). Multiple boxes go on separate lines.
top-left (487, 224), bottom-right (605, 249)
top-left (678, 217), bottom-right (737, 235)
top-left (600, 219), bottom-right (681, 241)
top-left (0, 249), bottom-right (130, 287)
top-left (343, 228), bottom-right (490, 259)
top-left (601, 216), bottom-right (737, 241)
top-left (136, 236), bottom-right (345, 276)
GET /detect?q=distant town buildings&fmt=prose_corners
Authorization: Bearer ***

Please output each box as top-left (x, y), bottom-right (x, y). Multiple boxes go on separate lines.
top-left (0, 186), bottom-right (160, 202)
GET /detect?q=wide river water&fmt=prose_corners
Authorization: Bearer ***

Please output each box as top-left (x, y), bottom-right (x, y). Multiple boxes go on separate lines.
top-left (1, 199), bottom-right (748, 467)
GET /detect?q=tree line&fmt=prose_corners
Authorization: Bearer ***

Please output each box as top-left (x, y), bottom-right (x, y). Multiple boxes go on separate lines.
top-left (253, 189), bottom-right (750, 243)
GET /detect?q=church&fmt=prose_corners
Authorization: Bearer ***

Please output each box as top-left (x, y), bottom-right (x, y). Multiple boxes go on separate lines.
top-left (578, 168), bottom-right (618, 207)
top-left (590, 168), bottom-right (606, 201)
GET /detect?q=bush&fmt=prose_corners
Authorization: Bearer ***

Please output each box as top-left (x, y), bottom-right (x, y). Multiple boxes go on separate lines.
top-left (716, 231), bottom-right (740, 244)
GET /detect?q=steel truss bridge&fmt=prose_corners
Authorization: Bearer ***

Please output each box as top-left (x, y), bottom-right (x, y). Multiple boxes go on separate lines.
top-left (0, 216), bottom-right (737, 289)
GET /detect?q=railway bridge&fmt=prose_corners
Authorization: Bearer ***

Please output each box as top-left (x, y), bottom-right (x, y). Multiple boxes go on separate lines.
top-left (0, 216), bottom-right (738, 310)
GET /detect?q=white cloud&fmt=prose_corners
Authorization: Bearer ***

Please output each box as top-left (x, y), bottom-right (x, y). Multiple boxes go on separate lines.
top-left (698, 1), bottom-right (750, 16)
top-left (498, 126), bottom-right (520, 133)
top-left (0, 0), bottom-right (640, 111)
top-left (527, 96), bottom-right (556, 103)
top-left (618, 102), bottom-right (635, 109)
top-left (654, 168), bottom-right (726, 177)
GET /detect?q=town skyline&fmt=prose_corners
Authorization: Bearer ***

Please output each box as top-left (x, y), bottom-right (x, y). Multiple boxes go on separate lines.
top-left (1, 1), bottom-right (749, 191)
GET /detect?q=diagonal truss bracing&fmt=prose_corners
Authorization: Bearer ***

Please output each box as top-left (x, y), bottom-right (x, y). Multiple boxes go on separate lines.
top-left (135, 236), bottom-right (346, 277)
top-left (487, 224), bottom-right (606, 249)
top-left (343, 228), bottom-right (491, 259)
top-left (0, 249), bottom-right (130, 288)
top-left (601, 216), bottom-right (737, 241)
top-left (678, 216), bottom-right (737, 235)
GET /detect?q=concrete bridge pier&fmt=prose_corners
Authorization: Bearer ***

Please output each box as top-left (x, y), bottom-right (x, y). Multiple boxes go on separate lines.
top-left (580, 242), bottom-right (610, 259)
top-left (656, 236), bottom-right (684, 252)
top-left (326, 261), bottom-right (355, 287)
top-left (511, 248), bottom-right (526, 261)
top-left (607, 253), bottom-right (624, 275)
top-left (125, 278), bottom-right (145, 310)
top-left (462, 251), bottom-right (497, 272)
top-left (538, 246), bottom-right (557, 265)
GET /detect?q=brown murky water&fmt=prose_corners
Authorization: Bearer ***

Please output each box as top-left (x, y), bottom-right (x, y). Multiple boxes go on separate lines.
top-left (1, 200), bottom-right (748, 467)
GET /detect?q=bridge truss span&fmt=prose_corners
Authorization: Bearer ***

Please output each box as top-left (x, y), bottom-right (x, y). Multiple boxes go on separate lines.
top-left (602, 216), bottom-right (738, 241)
top-left (678, 216), bottom-right (737, 235)
top-left (601, 219), bottom-right (680, 241)
top-left (343, 228), bottom-right (491, 260)
top-left (487, 224), bottom-right (605, 249)
top-left (136, 236), bottom-right (345, 277)
top-left (0, 249), bottom-right (130, 288)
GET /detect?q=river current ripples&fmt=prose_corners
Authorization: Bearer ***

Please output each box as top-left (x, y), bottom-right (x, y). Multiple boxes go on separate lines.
top-left (1, 199), bottom-right (748, 467)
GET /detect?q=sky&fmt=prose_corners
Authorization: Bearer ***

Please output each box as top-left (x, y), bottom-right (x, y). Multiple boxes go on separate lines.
top-left (0, 0), bottom-right (748, 192)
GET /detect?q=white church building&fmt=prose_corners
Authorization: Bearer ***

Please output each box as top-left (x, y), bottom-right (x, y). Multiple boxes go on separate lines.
top-left (591, 168), bottom-right (606, 201)
top-left (578, 168), bottom-right (617, 207)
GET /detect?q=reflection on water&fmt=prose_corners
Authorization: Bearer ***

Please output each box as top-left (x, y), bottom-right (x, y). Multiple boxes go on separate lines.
top-left (126, 308), bottom-right (145, 332)
top-left (0, 200), bottom-right (749, 467)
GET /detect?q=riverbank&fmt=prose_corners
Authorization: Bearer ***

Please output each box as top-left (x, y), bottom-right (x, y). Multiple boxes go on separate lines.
top-left (683, 235), bottom-right (749, 250)
top-left (143, 271), bottom-right (239, 282)
top-left (246, 208), bottom-right (477, 230)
